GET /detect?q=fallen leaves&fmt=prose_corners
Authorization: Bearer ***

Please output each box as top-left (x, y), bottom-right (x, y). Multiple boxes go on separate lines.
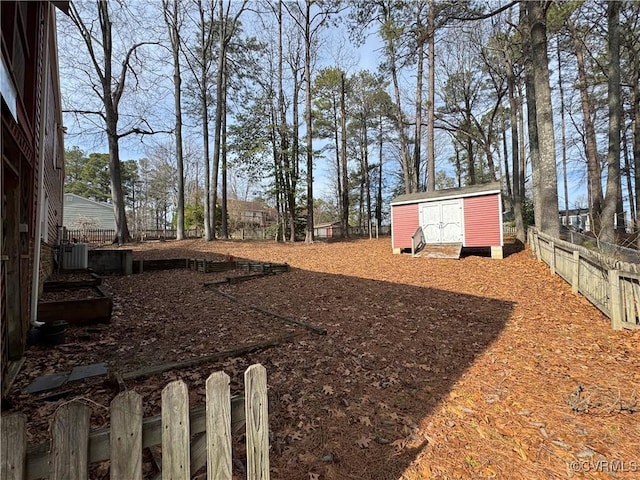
top-left (7, 239), bottom-right (640, 480)
top-left (356, 435), bottom-right (372, 448)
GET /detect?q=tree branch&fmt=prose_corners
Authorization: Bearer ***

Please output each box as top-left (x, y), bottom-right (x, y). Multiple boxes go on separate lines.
top-left (446, 1), bottom-right (518, 21)
top-left (117, 127), bottom-right (173, 139)
top-left (114, 41), bottom-right (160, 106)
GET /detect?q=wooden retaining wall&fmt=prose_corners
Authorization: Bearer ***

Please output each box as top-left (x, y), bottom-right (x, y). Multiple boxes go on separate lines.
top-left (529, 227), bottom-right (640, 330)
top-left (132, 258), bottom-right (290, 276)
top-left (1, 364), bottom-right (269, 480)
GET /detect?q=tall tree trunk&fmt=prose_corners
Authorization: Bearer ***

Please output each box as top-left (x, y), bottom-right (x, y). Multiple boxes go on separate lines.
top-left (211, 0), bottom-right (226, 240)
top-left (466, 119), bottom-right (475, 185)
top-left (290, 70), bottom-right (300, 242)
top-left (277, 0), bottom-right (294, 242)
top-left (195, 0), bottom-right (213, 241)
top-left (413, 2), bottom-right (425, 191)
top-left (557, 39), bottom-right (569, 226)
top-left (528, 1), bottom-right (559, 238)
top-left (163, 0), bottom-right (185, 240)
top-left (304, 0), bottom-right (314, 243)
top-left (221, 69), bottom-right (228, 239)
top-left (334, 108), bottom-right (342, 220)
top-left (340, 71), bottom-right (349, 237)
top-left (501, 111), bottom-right (512, 206)
top-left (106, 122), bottom-right (130, 244)
top-left (600, 0), bottom-right (622, 244)
top-left (377, 115), bottom-right (384, 229)
top-left (383, 5), bottom-right (412, 194)
top-left (426, 0), bottom-right (436, 191)
top-left (508, 71), bottom-right (524, 243)
top-left (568, 19), bottom-right (603, 233)
top-left (633, 66), bottom-right (640, 240)
top-left (363, 117), bottom-right (372, 237)
top-left (623, 131), bottom-right (635, 227)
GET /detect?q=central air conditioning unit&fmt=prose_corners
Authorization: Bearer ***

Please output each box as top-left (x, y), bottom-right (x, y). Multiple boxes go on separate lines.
top-left (62, 242), bottom-right (88, 269)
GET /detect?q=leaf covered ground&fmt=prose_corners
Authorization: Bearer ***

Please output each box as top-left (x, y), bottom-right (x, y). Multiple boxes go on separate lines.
top-left (7, 238), bottom-right (640, 479)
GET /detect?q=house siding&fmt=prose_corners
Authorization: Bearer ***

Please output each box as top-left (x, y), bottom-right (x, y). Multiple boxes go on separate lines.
top-left (63, 194), bottom-right (117, 230)
top-left (463, 194), bottom-right (502, 247)
top-left (392, 203), bottom-right (419, 249)
top-left (2, 1), bottom-right (66, 393)
top-left (42, 36), bottom-right (64, 245)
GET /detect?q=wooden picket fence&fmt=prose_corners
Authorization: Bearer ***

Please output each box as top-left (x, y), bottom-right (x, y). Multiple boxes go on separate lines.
top-left (529, 227), bottom-right (640, 330)
top-left (1, 364), bottom-right (269, 480)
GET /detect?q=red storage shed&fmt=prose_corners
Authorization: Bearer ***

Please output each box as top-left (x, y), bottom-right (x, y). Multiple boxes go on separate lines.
top-left (390, 182), bottom-right (504, 259)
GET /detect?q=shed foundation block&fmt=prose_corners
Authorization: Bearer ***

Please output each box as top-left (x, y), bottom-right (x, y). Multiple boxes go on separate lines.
top-left (392, 248), bottom-right (402, 255)
top-left (491, 246), bottom-right (503, 259)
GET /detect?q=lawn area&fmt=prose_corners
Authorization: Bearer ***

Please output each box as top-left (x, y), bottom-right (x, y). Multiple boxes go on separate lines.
top-left (8, 238), bottom-right (639, 479)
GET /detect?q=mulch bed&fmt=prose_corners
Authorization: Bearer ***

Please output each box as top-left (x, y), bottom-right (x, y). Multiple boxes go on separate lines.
top-left (4, 238), bottom-right (639, 479)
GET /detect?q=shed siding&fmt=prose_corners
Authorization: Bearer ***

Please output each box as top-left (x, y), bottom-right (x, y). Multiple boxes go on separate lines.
top-left (392, 203), bottom-right (419, 249)
top-left (463, 194), bottom-right (502, 247)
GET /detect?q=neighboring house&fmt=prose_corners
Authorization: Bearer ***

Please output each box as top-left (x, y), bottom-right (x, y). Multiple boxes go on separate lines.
top-left (1, 1), bottom-right (67, 396)
top-left (314, 221), bottom-right (343, 239)
top-left (559, 209), bottom-right (591, 232)
top-left (227, 199), bottom-right (277, 229)
top-left (63, 193), bottom-right (117, 230)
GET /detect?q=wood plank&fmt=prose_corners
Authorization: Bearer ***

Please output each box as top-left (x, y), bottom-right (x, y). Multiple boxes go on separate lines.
top-left (609, 270), bottom-right (623, 330)
top-left (49, 401), bottom-right (91, 480)
top-left (122, 335), bottom-right (296, 381)
top-left (631, 280), bottom-right (640, 327)
top-left (206, 371), bottom-right (233, 480)
top-left (212, 289), bottom-right (327, 335)
top-left (245, 364), bottom-right (270, 480)
top-left (110, 390), bottom-right (143, 480)
top-left (189, 433), bottom-right (207, 474)
top-left (1, 414), bottom-right (26, 480)
top-left (571, 250), bottom-right (580, 294)
top-left (162, 380), bottom-right (190, 480)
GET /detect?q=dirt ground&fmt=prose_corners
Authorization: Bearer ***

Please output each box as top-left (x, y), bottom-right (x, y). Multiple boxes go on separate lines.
top-left (6, 238), bottom-right (640, 479)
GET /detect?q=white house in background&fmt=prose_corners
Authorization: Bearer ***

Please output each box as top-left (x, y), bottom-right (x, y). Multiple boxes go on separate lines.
top-left (63, 193), bottom-right (116, 230)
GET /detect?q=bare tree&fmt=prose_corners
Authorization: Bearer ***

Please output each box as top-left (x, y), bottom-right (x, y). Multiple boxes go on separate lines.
top-left (284, 0), bottom-right (342, 243)
top-left (64, 1), bottom-right (165, 244)
top-left (566, 14), bottom-right (604, 233)
top-left (211, 0), bottom-right (248, 240)
top-left (183, 0), bottom-right (217, 240)
top-left (162, 0), bottom-right (186, 240)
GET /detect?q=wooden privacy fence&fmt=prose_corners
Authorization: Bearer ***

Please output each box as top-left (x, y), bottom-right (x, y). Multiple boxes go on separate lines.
top-left (1, 364), bottom-right (269, 480)
top-left (529, 227), bottom-right (640, 330)
top-left (64, 228), bottom-right (204, 245)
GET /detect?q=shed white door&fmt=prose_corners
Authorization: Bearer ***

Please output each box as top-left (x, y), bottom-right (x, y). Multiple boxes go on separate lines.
top-left (420, 199), bottom-right (463, 244)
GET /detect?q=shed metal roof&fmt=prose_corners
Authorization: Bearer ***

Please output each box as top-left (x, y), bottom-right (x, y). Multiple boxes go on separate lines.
top-left (391, 181), bottom-right (502, 206)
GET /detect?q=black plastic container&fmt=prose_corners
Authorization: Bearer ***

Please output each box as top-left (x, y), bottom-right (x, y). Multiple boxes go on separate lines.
top-left (39, 320), bottom-right (68, 346)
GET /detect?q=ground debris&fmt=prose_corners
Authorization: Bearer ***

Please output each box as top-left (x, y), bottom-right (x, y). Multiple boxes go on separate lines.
top-left (5, 238), bottom-right (639, 480)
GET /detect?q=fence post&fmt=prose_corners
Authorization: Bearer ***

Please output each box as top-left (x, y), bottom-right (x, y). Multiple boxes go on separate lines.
top-left (1, 414), bottom-right (26, 480)
top-left (549, 241), bottom-right (556, 275)
top-left (110, 391), bottom-right (143, 480)
top-left (245, 364), bottom-right (269, 480)
top-left (571, 250), bottom-right (580, 294)
top-left (162, 380), bottom-right (190, 480)
top-left (49, 402), bottom-right (91, 480)
top-left (609, 270), bottom-right (624, 330)
top-left (206, 372), bottom-right (232, 480)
